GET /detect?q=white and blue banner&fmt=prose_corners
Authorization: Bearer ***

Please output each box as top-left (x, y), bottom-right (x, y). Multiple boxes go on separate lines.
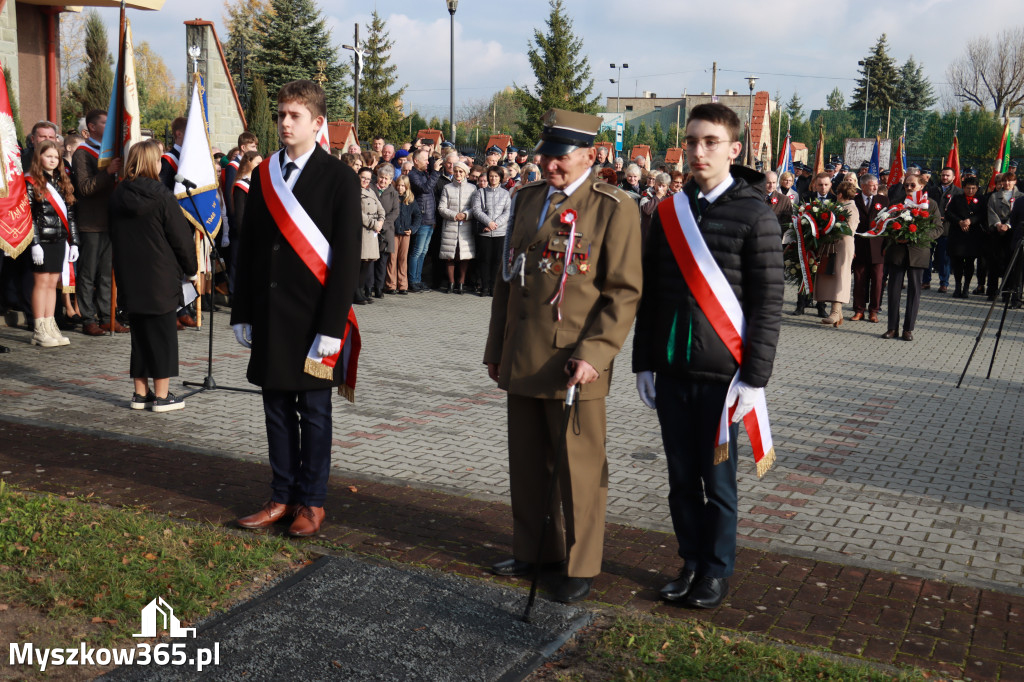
top-left (174, 73), bottom-right (221, 238)
top-left (868, 137), bottom-right (881, 178)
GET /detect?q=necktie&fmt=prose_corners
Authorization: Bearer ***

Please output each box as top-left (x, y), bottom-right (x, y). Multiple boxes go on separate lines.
top-left (766, 194), bottom-right (772, 205)
top-left (283, 161), bottom-right (298, 182)
top-left (697, 197), bottom-right (709, 215)
top-left (540, 190), bottom-right (566, 228)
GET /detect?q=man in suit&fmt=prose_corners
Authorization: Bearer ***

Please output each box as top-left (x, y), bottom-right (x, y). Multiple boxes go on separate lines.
top-left (484, 108), bottom-right (642, 604)
top-left (633, 103), bottom-right (783, 609)
top-left (159, 117), bottom-right (186, 190)
top-left (231, 80), bottom-right (362, 537)
top-left (850, 174), bottom-right (888, 322)
top-left (801, 172), bottom-right (836, 203)
top-left (923, 166), bottom-right (963, 292)
top-left (763, 171), bottom-right (792, 234)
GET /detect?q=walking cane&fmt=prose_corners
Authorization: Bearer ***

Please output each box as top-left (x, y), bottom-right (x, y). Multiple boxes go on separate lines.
top-left (521, 382), bottom-right (578, 623)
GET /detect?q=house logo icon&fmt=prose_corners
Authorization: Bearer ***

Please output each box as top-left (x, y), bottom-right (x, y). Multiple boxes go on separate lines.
top-left (132, 597), bottom-right (197, 638)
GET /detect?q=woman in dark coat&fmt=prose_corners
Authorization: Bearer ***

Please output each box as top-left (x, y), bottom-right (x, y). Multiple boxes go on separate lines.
top-left (945, 176), bottom-right (984, 298)
top-left (109, 139), bottom-right (198, 412)
top-left (26, 140), bottom-right (78, 348)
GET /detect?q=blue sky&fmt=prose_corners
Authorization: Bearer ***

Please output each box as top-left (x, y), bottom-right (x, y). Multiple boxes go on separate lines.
top-left (97, 0), bottom-right (1024, 119)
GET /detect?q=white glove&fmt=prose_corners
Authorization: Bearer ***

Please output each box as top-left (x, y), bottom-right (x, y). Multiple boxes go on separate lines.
top-left (316, 334), bottom-right (341, 357)
top-left (221, 230), bottom-right (230, 247)
top-left (636, 371), bottom-right (656, 409)
top-left (68, 245), bottom-right (79, 263)
top-left (232, 323), bottom-right (252, 349)
top-left (31, 244), bottom-right (44, 265)
top-left (727, 380), bottom-right (759, 423)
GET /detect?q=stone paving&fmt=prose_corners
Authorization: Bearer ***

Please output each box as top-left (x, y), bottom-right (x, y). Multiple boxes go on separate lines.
top-left (2, 286), bottom-right (1024, 597)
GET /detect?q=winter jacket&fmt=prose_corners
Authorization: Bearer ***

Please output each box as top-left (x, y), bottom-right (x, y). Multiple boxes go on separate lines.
top-left (408, 166), bottom-right (440, 226)
top-left (375, 184), bottom-right (400, 253)
top-left (108, 176), bottom-right (198, 315)
top-left (437, 181), bottom-right (477, 260)
top-left (632, 165), bottom-right (784, 388)
top-left (394, 199), bottom-right (421, 234)
top-left (360, 187), bottom-right (385, 260)
top-left (470, 185), bottom-right (511, 238)
top-left (28, 176), bottom-right (79, 246)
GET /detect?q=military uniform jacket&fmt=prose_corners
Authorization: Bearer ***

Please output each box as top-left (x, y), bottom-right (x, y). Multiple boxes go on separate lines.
top-left (484, 179), bottom-right (643, 400)
top-left (230, 146), bottom-right (363, 391)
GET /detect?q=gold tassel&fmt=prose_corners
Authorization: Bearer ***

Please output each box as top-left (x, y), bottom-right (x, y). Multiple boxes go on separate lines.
top-left (337, 384), bottom-right (355, 403)
top-left (303, 357), bottom-right (335, 381)
top-left (713, 442), bottom-right (729, 466)
top-left (756, 446), bottom-right (776, 479)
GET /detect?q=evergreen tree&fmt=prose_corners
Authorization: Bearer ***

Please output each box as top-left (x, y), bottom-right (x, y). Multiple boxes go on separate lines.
top-left (895, 56), bottom-right (936, 111)
top-left (407, 111), bottom-right (428, 142)
top-left (74, 11), bottom-right (113, 116)
top-left (651, 121), bottom-right (665, 152)
top-left (249, 0), bottom-right (351, 121)
top-left (513, 0), bottom-right (600, 144)
top-left (223, 0), bottom-right (271, 110)
top-left (247, 77), bottom-right (276, 156)
top-left (826, 87), bottom-right (845, 110)
top-left (850, 34), bottom-right (899, 113)
top-left (358, 11), bottom-right (406, 143)
top-left (785, 92), bottom-right (804, 120)
top-left (428, 115), bottom-right (442, 131)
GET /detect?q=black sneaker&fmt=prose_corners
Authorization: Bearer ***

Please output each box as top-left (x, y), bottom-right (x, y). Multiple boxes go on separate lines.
top-left (151, 393), bottom-right (185, 413)
top-left (130, 391), bottom-right (156, 410)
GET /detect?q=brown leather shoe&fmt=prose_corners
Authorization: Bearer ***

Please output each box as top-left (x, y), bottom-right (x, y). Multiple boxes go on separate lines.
top-left (850, 312), bottom-right (864, 321)
top-left (288, 505), bottom-right (326, 537)
top-left (82, 322), bottom-right (105, 336)
top-left (178, 313), bottom-right (198, 328)
top-left (868, 312), bottom-right (879, 323)
top-left (236, 501), bottom-right (296, 529)
top-left (902, 330), bottom-right (914, 341)
top-left (112, 321), bottom-right (130, 333)
top-left (938, 285), bottom-right (948, 293)
top-left (176, 318), bottom-right (185, 331)
top-left (881, 329), bottom-right (897, 339)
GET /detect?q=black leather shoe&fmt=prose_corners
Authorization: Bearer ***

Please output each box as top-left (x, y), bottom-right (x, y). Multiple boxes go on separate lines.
top-left (901, 330), bottom-right (913, 341)
top-left (684, 576), bottom-right (728, 609)
top-left (660, 568), bottom-right (697, 602)
top-left (490, 557), bottom-right (566, 577)
top-left (0, 344), bottom-right (10, 353)
top-left (555, 576), bottom-right (593, 604)
top-left (816, 302), bottom-right (828, 318)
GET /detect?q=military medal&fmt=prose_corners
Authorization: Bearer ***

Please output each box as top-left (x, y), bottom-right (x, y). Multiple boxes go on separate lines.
top-left (579, 262), bottom-right (589, 273)
top-left (538, 257), bottom-right (552, 272)
top-left (552, 261), bottom-right (563, 274)
top-left (566, 262), bottom-right (578, 275)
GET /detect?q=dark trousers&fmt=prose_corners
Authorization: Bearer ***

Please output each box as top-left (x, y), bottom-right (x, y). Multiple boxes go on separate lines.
top-left (262, 388), bottom-right (333, 507)
top-left (359, 260), bottom-right (374, 293)
top-left (654, 375), bottom-right (739, 578)
top-left (852, 261), bottom-right (883, 313)
top-left (475, 235), bottom-right (503, 292)
top-left (372, 252), bottom-right (388, 291)
top-left (78, 232), bottom-right (112, 325)
top-left (887, 265), bottom-right (923, 332)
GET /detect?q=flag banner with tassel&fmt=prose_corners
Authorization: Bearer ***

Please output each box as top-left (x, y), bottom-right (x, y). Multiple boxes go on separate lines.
top-left (99, 18), bottom-right (141, 168)
top-left (812, 121), bottom-right (825, 177)
top-left (775, 132), bottom-right (793, 178)
top-left (887, 122), bottom-right (906, 190)
top-left (868, 136), bottom-right (880, 178)
top-left (987, 120), bottom-right (1010, 193)
top-left (174, 73), bottom-right (222, 239)
top-left (0, 65), bottom-right (31, 258)
top-left (946, 132), bottom-right (961, 188)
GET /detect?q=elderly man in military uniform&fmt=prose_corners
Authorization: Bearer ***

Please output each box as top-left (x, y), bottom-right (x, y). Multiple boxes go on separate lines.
top-left (484, 109), bottom-right (643, 604)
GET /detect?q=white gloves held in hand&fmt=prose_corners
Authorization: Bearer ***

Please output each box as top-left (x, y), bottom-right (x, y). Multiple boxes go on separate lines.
top-left (31, 244), bottom-right (44, 265)
top-left (316, 335), bottom-right (341, 357)
top-left (636, 371), bottom-right (656, 409)
top-left (232, 323), bottom-right (252, 348)
top-left (68, 245), bottom-right (79, 263)
top-left (728, 380), bottom-right (758, 423)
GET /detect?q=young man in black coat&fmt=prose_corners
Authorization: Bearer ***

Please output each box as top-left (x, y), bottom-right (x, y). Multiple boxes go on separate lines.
top-left (230, 81), bottom-right (362, 537)
top-left (633, 103), bottom-right (783, 609)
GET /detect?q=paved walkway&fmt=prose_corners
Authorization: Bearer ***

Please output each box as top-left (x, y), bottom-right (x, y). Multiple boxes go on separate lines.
top-left (2, 287), bottom-right (1024, 678)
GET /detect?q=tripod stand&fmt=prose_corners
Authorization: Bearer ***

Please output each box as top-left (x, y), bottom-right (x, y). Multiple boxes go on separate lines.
top-left (179, 186), bottom-right (260, 399)
top-left (956, 236), bottom-right (1024, 387)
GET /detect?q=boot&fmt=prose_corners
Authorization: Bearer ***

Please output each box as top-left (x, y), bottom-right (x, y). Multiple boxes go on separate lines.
top-left (816, 302), bottom-right (828, 318)
top-left (789, 292), bottom-right (808, 316)
top-left (822, 302), bottom-right (843, 327)
top-left (455, 282), bottom-right (464, 295)
top-left (45, 317), bottom-right (70, 346)
top-left (31, 318), bottom-right (60, 347)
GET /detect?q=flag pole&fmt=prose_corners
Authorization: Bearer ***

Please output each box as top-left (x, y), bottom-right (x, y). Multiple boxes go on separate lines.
top-left (109, 0), bottom-right (127, 335)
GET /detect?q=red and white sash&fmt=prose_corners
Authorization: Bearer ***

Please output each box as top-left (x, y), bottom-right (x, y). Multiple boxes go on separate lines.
top-left (658, 192), bottom-right (775, 478)
top-left (80, 142), bottom-right (99, 159)
top-left (259, 151), bottom-right (360, 401)
top-left (27, 178), bottom-right (75, 291)
top-left (233, 178), bottom-right (250, 194)
top-left (161, 151), bottom-right (178, 171)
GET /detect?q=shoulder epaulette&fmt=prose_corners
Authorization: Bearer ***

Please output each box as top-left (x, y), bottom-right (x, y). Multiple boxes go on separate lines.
top-left (592, 182), bottom-right (627, 203)
top-left (518, 179), bottom-right (548, 192)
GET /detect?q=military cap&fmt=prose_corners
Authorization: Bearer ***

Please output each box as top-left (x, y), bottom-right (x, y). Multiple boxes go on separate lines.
top-left (534, 108), bottom-right (602, 157)
top-left (440, 141), bottom-right (456, 149)
top-left (486, 145), bottom-right (503, 155)
top-left (1010, 160), bottom-right (1020, 168)
top-left (860, 160), bottom-right (871, 168)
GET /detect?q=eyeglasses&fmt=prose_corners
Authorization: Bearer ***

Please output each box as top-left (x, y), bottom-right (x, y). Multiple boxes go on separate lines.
top-left (684, 137), bottom-right (729, 151)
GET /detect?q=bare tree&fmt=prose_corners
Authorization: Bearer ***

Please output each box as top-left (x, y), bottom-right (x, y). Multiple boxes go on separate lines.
top-left (946, 27), bottom-right (1024, 115)
top-left (59, 11), bottom-right (87, 87)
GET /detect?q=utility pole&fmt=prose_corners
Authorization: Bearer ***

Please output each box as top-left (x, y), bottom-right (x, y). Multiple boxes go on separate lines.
top-left (711, 62), bottom-right (717, 97)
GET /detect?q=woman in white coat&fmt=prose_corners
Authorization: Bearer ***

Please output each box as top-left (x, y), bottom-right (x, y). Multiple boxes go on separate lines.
top-left (437, 161), bottom-right (476, 294)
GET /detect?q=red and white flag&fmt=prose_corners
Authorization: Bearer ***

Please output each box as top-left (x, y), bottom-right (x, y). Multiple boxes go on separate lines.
top-left (0, 66), bottom-right (32, 258)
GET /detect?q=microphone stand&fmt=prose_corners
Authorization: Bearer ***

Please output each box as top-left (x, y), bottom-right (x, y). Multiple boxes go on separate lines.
top-left (179, 183), bottom-right (260, 398)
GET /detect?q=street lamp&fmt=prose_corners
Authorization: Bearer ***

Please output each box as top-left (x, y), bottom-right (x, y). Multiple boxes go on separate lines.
top-left (858, 59), bottom-right (870, 138)
top-left (343, 24), bottom-right (366, 138)
top-left (447, 0), bottom-right (458, 143)
top-left (610, 63), bottom-right (628, 115)
top-left (746, 74), bottom-right (758, 166)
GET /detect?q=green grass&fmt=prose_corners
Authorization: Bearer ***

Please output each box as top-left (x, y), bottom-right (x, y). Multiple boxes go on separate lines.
top-left (0, 482), bottom-right (306, 645)
top-left (559, 614), bottom-right (933, 681)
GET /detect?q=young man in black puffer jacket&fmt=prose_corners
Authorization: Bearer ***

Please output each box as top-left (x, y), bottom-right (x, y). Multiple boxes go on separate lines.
top-left (632, 103), bottom-right (783, 610)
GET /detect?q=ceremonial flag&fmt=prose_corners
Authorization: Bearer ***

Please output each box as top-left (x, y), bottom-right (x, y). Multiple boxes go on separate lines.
top-left (316, 119), bottom-right (331, 152)
top-left (887, 123), bottom-right (906, 190)
top-left (868, 136), bottom-right (880, 178)
top-left (946, 132), bottom-right (961, 188)
top-left (987, 119), bottom-right (1011, 193)
top-left (811, 120), bottom-right (825, 177)
top-left (0, 65), bottom-right (32, 258)
top-left (174, 73), bottom-right (222, 238)
top-left (98, 17), bottom-right (141, 168)
top-left (775, 131), bottom-right (794, 178)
